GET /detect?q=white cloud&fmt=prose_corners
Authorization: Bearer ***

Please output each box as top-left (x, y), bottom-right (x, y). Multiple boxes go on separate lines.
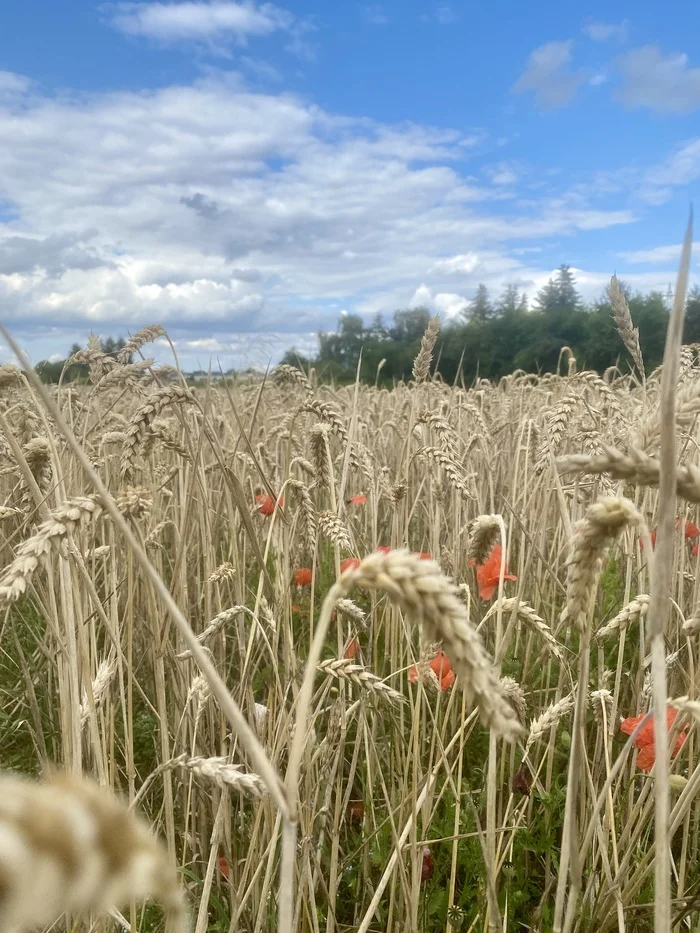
top-left (410, 284), bottom-right (467, 318)
top-left (429, 253), bottom-right (481, 275)
top-left (582, 19), bottom-right (628, 42)
top-left (485, 162), bottom-right (518, 186)
top-left (513, 41), bottom-right (584, 109)
top-left (0, 70), bottom-right (647, 365)
top-left (0, 72), bottom-right (31, 96)
top-left (363, 5), bottom-right (388, 25)
top-left (109, 1), bottom-right (293, 43)
top-left (619, 242), bottom-right (700, 263)
top-left (639, 137), bottom-right (700, 203)
top-left (617, 46), bottom-right (700, 113)
top-left (436, 6), bottom-right (458, 25)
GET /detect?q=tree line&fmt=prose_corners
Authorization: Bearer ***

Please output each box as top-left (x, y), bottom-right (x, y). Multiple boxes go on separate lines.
top-left (35, 337), bottom-right (131, 383)
top-left (282, 266), bottom-right (700, 384)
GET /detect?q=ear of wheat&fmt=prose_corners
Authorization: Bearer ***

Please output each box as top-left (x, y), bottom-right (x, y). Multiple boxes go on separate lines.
top-left (0, 771), bottom-right (189, 933)
top-left (340, 550), bottom-right (522, 737)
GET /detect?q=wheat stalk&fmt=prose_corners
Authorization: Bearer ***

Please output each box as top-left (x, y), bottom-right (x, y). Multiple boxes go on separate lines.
top-left (412, 315), bottom-right (440, 384)
top-left (608, 274), bottom-right (644, 375)
top-left (595, 595), bottom-right (650, 640)
top-left (166, 753), bottom-right (267, 798)
top-left (317, 658), bottom-right (405, 705)
top-left (0, 496), bottom-right (102, 605)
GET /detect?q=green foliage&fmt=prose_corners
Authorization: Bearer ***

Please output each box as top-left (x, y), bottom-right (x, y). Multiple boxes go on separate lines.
top-left (35, 335), bottom-right (132, 383)
top-left (299, 273), bottom-right (689, 385)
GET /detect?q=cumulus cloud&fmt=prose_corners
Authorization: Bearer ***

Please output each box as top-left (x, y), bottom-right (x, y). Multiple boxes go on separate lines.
top-left (513, 41), bottom-right (585, 109)
top-left (617, 46), bottom-right (700, 113)
top-left (0, 70), bottom-right (644, 367)
top-left (109, 1), bottom-right (293, 43)
top-left (410, 284), bottom-right (467, 318)
top-left (582, 19), bottom-right (628, 42)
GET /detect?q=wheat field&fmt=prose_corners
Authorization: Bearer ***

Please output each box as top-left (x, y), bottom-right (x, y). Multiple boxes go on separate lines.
top-left (3, 267), bottom-right (700, 933)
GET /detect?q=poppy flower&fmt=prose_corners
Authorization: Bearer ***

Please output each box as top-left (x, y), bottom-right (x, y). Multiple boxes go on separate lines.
top-left (218, 856), bottom-right (230, 879)
top-left (620, 707), bottom-right (686, 772)
top-left (416, 552), bottom-right (432, 561)
top-left (421, 847), bottom-right (434, 882)
top-left (471, 544), bottom-right (517, 601)
top-left (676, 518), bottom-right (700, 539)
top-left (640, 529), bottom-right (657, 552)
top-left (348, 494), bottom-right (367, 506)
top-left (409, 650), bottom-right (455, 690)
top-left (340, 557), bottom-right (361, 573)
top-left (294, 567), bottom-right (313, 587)
top-left (255, 493), bottom-right (284, 516)
top-left (429, 650), bottom-right (455, 690)
top-left (343, 637), bottom-right (360, 659)
top-left (347, 800), bottom-right (365, 823)
top-left (291, 604), bottom-right (301, 613)
top-left (377, 545), bottom-right (392, 554)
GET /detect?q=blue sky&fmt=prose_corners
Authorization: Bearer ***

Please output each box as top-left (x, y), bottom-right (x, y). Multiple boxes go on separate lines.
top-left (1, 0), bottom-right (699, 370)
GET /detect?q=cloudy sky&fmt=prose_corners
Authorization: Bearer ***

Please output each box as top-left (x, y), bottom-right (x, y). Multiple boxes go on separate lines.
top-left (1, 1), bottom-right (699, 370)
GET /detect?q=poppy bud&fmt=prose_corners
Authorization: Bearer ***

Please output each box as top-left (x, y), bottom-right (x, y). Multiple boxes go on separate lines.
top-left (421, 846), bottom-right (434, 882)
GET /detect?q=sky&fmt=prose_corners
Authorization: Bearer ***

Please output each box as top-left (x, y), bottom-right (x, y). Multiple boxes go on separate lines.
top-left (1, 1), bottom-right (700, 371)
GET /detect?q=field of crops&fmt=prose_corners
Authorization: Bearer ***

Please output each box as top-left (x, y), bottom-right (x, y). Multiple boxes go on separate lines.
top-left (3, 304), bottom-right (700, 933)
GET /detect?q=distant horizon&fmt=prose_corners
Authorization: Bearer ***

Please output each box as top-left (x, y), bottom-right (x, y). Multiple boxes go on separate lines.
top-left (1, 1), bottom-right (699, 371)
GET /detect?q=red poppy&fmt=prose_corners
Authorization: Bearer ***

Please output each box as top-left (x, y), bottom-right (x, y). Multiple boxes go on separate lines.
top-left (429, 650), bottom-right (455, 690)
top-left (348, 494), bottom-right (367, 506)
top-left (343, 637), bottom-right (360, 659)
top-left (683, 519), bottom-right (700, 539)
top-left (340, 557), bottom-right (361, 573)
top-left (347, 800), bottom-right (365, 823)
top-left (294, 567), bottom-right (313, 587)
top-left (377, 545), bottom-right (392, 554)
top-left (640, 529), bottom-right (657, 552)
top-left (218, 856), bottom-right (230, 879)
top-left (421, 847), bottom-right (434, 882)
top-left (470, 544), bottom-right (517, 600)
top-left (620, 707), bottom-right (686, 772)
top-left (255, 493), bottom-right (284, 516)
top-left (409, 650), bottom-right (455, 690)
top-left (416, 552), bottom-right (432, 560)
top-left (291, 604), bottom-right (301, 613)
